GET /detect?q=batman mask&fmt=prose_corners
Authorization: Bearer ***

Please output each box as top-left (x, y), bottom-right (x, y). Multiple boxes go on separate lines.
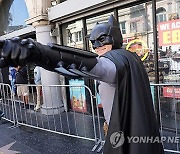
top-left (90, 15), bottom-right (123, 50)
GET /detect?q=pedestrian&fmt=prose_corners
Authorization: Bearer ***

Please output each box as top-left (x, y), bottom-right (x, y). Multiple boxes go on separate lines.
top-left (14, 66), bottom-right (29, 109)
top-left (9, 66), bottom-right (17, 95)
top-left (0, 15), bottom-right (164, 154)
top-left (34, 66), bottom-right (42, 111)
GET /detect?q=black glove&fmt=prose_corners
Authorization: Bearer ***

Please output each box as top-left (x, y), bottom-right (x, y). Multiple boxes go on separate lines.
top-left (0, 37), bottom-right (61, 71)
top-left (0, 37), bottom-right (42, 67)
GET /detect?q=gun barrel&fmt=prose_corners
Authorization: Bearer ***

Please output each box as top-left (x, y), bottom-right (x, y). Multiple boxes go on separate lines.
top-left (48, 43), bottom-right (98, 58)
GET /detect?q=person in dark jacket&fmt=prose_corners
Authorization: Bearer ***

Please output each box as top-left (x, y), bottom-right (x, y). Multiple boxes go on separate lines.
top-left (0, 15), bottom-right (164, 154)
top-left (14, 66), bottom-right (29, 109)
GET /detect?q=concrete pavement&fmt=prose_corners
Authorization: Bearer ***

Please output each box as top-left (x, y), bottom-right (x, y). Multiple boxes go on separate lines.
top-left (0, 119), bottom-right (99, 154)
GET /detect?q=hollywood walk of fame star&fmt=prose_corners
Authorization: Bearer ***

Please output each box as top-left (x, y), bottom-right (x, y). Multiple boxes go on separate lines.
top-left (0, 141), bottom-right (20, 154)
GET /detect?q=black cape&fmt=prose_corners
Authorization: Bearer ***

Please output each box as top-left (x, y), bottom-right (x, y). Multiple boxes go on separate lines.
top-left (102, 49), bottom-right (164, 154)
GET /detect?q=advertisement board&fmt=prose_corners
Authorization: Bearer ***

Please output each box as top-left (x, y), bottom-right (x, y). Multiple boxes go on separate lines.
top-left (163, 86), bottom-right (180, 98)
top-left (158, 19), bottom-right (180, 46)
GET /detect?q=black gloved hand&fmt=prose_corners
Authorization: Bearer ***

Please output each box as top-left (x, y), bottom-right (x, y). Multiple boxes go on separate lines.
top-left (0, 37), bottom-right (41, 68)
top-left (0, 37), bottom-right (98, 78)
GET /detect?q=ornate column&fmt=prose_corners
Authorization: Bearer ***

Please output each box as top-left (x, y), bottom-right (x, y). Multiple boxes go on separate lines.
top-left (25, 0), bottom-right (64, 115)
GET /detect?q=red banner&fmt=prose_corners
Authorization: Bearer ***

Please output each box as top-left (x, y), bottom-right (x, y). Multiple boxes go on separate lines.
top-left (158, 19), bottom-right (180, 46)
top-left (163, 86), bottom-right (180, 98)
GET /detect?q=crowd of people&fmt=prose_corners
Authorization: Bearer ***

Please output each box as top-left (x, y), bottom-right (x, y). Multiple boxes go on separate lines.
top-left (1, 65), bottom-right (42, 112)
top-left (0, 66), bottom-right (42, 124)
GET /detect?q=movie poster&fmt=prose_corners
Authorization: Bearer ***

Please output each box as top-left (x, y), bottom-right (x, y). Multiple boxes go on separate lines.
top-left (69, 79), bottom-right (87, 113)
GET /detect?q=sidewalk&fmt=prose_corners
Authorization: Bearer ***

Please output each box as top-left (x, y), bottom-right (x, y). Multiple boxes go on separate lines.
top-left (1, 116), bottom-right (180, 154)
top-left (0, 119), bottom-right (99, 154)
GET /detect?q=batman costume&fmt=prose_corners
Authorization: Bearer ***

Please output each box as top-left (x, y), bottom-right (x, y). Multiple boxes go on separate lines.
top-left (102, 49), bottom-right (164, 153)
top-left (0, 15), bottom-right (164, 153)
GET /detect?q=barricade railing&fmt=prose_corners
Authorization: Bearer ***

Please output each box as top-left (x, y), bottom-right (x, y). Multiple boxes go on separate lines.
top-left (3, 83), bottom-right (180, 153)
top-left (0, 83), bottom-right (16, 124)
top-left (7, 83), bottom-right (104, 152)
top-left (151, 83), bottom-right (180, 154)
top-left (3, 82), bottom-right (180, 153)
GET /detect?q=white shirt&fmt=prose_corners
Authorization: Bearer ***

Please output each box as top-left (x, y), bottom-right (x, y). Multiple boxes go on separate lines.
top-left (34, 66), bottom-right (41, 85)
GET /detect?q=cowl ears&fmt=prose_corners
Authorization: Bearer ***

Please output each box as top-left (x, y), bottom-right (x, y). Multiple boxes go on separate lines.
top-left (108, 15), bottom-right (119, 27)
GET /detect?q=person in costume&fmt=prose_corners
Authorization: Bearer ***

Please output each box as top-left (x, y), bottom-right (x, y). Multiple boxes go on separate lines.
top-left (0, 15), bottom-right (164, 154)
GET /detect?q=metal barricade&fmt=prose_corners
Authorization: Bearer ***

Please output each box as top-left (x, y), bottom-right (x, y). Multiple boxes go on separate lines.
top-left (3, 82), bottom-right (180, 153)
top-left (0, 83), bottom-right (16, 124)
top-left (151, 83), bottom-right (180, 154)
top-left (12, 84), bottom-right (103, 152)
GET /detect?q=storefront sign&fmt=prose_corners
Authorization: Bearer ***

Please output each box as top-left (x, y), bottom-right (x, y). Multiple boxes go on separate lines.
top-left (126, 39), bottom-right (149, 61)
top-left (163, 86), bottom-right (180, 98)
top-left (158, 19), bottom-right (180, 46)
